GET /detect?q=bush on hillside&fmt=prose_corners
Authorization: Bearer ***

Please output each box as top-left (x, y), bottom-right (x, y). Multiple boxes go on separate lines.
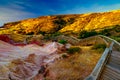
top-left (78, 30), bottom-right (97, 39)
top-left (111, 36), bottom-right (120, 42)
top-left (67, 47), bottom-right (81, 54)
top-left (62, 54), bottom-right (68, 58)
top-left (92, 44), bottom-right (106, 53)
top-left (38, 31), bottom-right (46, 35)
top-left (44, 34), bottom-right (51, 40)
top-left (44, 32), bottom-right (62, 40)
top-left (52, 32), bottom-right (62, 37)
top-left (114, 25), bottom-right (120, 32)
top-left (58, 39), bottom-right (67, 44)
top-left (99, 29), bottom-right (111, 36)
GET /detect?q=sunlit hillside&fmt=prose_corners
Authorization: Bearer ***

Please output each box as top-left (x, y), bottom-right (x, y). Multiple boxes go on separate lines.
top-left (0, 9), bottom-right (119, 79)
top-left (1, 10), bottom-right (120, 35)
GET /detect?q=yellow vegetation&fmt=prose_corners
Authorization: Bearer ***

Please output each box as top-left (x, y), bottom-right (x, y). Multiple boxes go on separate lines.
top-left (46, 46), bottom-right (102, 80)
top-left (0, 10), bottom-right (120, 34)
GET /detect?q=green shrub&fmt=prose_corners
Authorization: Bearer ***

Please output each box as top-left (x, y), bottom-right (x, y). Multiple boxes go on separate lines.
top-left (44, 32), bottom-right (62, 40)
top-left (99, 29), bottom-right (111, 36)
top-left (92, 44), bottom-right (106, 53)
top-left (67, 47), bottom-right (81, 54)
top-left (113, 25), bottom-right (120, 32)
top-left (110, 36), bottom-right (120, 42)
top-left (52, 32), bottom-right (62, 37)
top-left (44, 34), bottom-right (51, 40)
top-left (38, 31), bottom-right (46, 35)
top-left (62, 54), bottom-right (68, 58)
top-left (58, 39), bottom-right (67, 44)
top-left (78, 30), bottom-right (97, 39)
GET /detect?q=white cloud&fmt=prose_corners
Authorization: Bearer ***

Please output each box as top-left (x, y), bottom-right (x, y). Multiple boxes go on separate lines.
top-left (14, 1), bottom-right (33, 8)
top-left (0, 4), bottom-right (35, 26)
top-left (14, 1), bottom-right (25, 5)
top-left (0, 2), bottom-right (120, 26)
top-left (8, 3), bottom-right (25, 10)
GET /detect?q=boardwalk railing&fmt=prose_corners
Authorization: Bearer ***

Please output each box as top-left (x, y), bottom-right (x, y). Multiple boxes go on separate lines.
top-left (85, 42), bottom-right (114, 80)
top-left (85, 35), bottom-right (120, 80)
top-left (98, 35), bottom-right (120, 51)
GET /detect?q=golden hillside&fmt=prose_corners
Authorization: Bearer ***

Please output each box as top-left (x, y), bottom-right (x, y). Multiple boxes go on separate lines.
top-left (1, 10), bottom-right (120, 34)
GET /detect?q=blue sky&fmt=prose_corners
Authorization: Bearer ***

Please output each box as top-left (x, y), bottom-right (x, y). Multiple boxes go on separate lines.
top-left (0, 0), bottom-right (120, 26)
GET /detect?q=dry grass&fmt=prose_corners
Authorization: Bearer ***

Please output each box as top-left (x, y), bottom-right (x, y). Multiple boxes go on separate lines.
top-left (9, 34), bottom-right (27, 42)
top-left (8, 34), bottom-right (43, 43)
top-left (46, 46), bottom-right (102, 80)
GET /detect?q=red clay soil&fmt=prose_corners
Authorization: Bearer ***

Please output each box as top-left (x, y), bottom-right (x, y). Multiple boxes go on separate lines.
top-left (0, 34), bottom-right (11, 43)
top-left (0, 40), bottom-right (66, 80)
top-left (0, 34), bottom-right (44, 46)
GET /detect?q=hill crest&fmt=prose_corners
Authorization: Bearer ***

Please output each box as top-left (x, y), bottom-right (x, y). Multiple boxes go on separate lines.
top-left (1, 10), bottom-right (120, 34)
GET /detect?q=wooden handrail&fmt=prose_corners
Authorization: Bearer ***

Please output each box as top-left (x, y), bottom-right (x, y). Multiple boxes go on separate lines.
top-left (85, 35), bottom-right (120, 80)
top-left (98, 35), bottom-right (120, 46)
top-left (98, 35), bottom-right (120, 51)
top-left (85, 41), bottom-right (114, 80)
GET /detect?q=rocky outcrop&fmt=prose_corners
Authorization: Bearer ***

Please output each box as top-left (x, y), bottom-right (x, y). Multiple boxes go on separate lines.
top-left (0, 40), bottom-right (66, 80)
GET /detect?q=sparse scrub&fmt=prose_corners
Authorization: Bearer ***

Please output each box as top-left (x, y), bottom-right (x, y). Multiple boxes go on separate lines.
top-left (47, 46), bottom-right (102, 80)
top-left (92, 44), bottom-right (106, 53)
top-left (111, 36), bottom-right (120, 42)
top-left (99, 29), bottom-right (111, 36)
top-left (44, 32), bottom-right (62, 40)
top-left (52, 32), bottom-right (62, 37)
top-left (67, 47), bottom-right (81, 54)
top-left (58, 39), bottom-right (67, 44)
top-left (78, 30), bottom-right (97, 39)
top-left (113, 25), bottom-right (120, 32)
top-left (62, 54), bottom-right (68, 58)
top-left (38, 31), bottom-right (46, 35)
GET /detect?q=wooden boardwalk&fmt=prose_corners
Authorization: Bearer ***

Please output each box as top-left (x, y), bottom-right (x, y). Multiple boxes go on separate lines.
top-left (85, 35), bottom-right (120, 80)
top-left (45, 35), bottom-right (120, 80)
top-left (99, 51), bottom-right (120, 80)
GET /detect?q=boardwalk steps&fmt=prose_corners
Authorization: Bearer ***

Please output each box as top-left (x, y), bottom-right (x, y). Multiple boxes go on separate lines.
top-left (85, 35), bottom-right (120, 80)
top-left (99, 50), bottom-right (120, 80)
top-left (108, 51), bottom-right (120, 66)
top-left (100, 64), bottom-right (120, 80)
